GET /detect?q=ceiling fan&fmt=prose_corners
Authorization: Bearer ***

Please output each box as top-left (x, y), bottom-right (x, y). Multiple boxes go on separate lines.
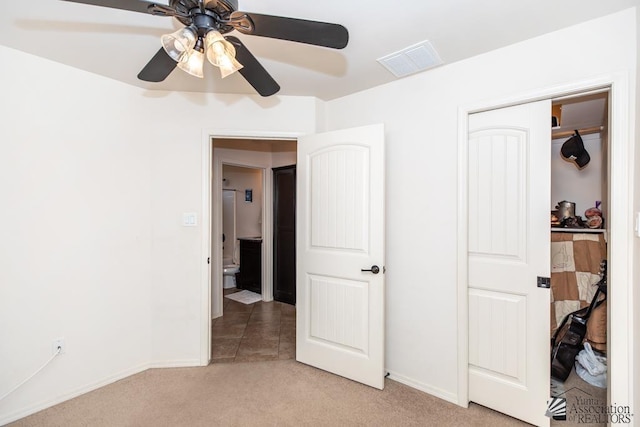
top-left (61, 0), bottom-right (349, 96)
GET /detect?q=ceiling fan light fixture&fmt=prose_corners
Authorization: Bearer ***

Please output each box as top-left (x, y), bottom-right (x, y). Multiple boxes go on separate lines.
top-left (161, 26), bottom-right (197, 63)
top-left (204, 30), bottom-right (243, 78)
top-left (66, 0), bottom-right (349, 96)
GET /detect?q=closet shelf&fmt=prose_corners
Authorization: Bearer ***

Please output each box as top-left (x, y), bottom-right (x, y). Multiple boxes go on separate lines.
top-left (551, 228), bottom-right (605, 233)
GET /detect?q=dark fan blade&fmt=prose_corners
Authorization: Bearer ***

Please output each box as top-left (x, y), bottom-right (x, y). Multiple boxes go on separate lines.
top-left (232, 12), bottom-right (348, 49)
top-left (61, 0), bottom-right (159, 15)
top-left (137, 48), bottom-right (177, 82)
top-left (226, 36), bottom-right (280, 97)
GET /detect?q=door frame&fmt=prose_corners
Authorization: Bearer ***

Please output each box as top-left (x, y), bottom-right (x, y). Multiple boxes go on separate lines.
top-left (456, 72), bottom-right (633, 408)
top-left (200, 129), bottom-right (302, 365)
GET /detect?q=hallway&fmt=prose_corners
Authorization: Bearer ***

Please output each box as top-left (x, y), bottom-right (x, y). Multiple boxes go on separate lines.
top-left (211, 290), bottom-right (296, 363)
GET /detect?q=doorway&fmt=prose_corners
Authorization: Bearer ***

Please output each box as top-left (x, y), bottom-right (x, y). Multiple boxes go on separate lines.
top-left (457, 75), bottom-right (633, 425)
top-left (222, 164), bottom-right (263, 294)
top-left (210, 138), bottom-right (297, 363)
top-left (201, 124), bottom-right (387, 386)
top-left (549, 91), bottom-right (609, 421)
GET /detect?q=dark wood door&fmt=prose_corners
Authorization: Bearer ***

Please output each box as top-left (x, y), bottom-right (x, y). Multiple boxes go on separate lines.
top-left (273, 165), bottom-right (296, 305)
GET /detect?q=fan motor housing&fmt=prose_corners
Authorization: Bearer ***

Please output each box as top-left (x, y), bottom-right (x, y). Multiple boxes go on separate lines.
top-left (171, 0), bottom-right (238, 31)
top-left (192, 13), bottom-right (218, 35)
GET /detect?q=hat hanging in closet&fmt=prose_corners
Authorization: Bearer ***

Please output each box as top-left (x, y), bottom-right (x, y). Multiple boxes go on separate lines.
top-left (561, 130), bottom-right (590, 169)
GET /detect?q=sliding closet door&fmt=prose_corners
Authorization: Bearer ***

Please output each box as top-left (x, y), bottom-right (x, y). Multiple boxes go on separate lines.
top-left (467, 100), bottom-right (551, 426)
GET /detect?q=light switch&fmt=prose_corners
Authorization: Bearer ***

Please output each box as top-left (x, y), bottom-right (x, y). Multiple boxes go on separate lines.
top-left (183, 212), bottom-right (197, 227)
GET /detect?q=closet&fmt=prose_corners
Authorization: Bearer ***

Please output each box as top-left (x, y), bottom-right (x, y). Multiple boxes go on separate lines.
top-left (549, 91), bottom-right (609, 407)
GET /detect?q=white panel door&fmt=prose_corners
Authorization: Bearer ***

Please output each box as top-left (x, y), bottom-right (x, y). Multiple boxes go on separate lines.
top-left (468, 101), bottom-right (550, 426)
top-left (297, 124), bottom-right (385, 389)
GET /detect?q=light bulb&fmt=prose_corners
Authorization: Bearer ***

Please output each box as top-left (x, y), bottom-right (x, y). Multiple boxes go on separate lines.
top-left (204, 31), bottom-right (243, 78)
top-left (177, 49), bottom-right (205, 78)
top-left (161, 27), bottom-right (197, 63)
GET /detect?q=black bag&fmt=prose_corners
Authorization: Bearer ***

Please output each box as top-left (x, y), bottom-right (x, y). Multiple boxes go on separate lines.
top-left (550, 261), bottom-right (607, 381)
top-left (551, 307), bottom-right (589, 381)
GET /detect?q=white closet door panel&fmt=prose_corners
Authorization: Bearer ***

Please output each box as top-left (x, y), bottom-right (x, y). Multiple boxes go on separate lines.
top-left (469, 288), bottom-right (526, 384)
top-left (468, 101), bottom-right (550, 426)
top-left (469, 130), bottom-right (526, 260)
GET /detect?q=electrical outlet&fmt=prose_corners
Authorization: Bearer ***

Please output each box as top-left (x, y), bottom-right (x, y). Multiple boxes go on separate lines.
top-left (52, 338), bottom-right (66, 355)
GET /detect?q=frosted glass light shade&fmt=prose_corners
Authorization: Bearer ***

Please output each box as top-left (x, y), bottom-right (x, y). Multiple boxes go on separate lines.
top-left (177, 49), bottom-right (205, 78)
top-left (161, 27), bottom-right (197, 63)
top-left (205, 31), bottom-right (243, 78)
top-left (217, 55), bottom-right (244, 78)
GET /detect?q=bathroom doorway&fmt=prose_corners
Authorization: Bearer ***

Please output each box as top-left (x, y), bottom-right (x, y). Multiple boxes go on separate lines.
top-left (222, 164), bottom-right (263, 294)
top-left (211, 138), bottom-right (297, 363)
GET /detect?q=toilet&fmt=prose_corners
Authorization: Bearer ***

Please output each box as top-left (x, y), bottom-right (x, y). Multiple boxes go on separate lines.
top-left (223, 262), bottom-right (240, 289)
top-left (222, 243), bottom-right (240, 289)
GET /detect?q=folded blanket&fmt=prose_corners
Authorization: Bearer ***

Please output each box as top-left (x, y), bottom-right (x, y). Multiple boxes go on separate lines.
top-left (550, 232), bottom-right (607, 352)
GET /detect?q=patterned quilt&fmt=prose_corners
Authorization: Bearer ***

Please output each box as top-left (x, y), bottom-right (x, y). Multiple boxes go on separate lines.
top-left (550, 232), bottom-right (607, 352)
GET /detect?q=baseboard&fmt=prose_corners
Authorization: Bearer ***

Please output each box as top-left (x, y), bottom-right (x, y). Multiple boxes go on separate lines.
top-left (148, 359), bottom-right (203, 369)
top-left (0, 362), bottom-right (151, 426)
top-left (0, 358), bottom-right (203, 425)
top-left (386, 370), bottom-right (460, 406)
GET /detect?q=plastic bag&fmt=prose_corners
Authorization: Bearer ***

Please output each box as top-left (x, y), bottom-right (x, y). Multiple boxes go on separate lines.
top-left (575, 342), bottom-right (607, 388)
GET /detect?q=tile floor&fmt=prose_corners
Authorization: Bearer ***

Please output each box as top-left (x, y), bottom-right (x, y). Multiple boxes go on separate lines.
top-left (211, 288), bottom-right (296, 363)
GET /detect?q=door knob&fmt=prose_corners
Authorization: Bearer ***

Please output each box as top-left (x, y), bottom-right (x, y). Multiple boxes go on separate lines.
top-left (361, 265), bottom-right (380, 274)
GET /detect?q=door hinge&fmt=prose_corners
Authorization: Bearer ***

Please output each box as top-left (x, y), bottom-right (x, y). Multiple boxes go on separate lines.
top-left (207, 257), bottom-right (210, 265)
top-left (537, 276), bottom-right (551, 288)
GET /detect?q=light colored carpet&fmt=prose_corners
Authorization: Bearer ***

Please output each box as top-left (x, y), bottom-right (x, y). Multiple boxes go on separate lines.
top-left (224, 290), bottom-right (262, 305)
top-left (11, 360), bottom-right (527, 426)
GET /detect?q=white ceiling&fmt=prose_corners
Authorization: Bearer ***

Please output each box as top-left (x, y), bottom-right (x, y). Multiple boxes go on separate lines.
top-left (1, 1), bottom-right (637, 101)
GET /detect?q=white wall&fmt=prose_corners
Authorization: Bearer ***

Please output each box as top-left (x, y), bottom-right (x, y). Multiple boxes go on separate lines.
top-left (551, 133), bottom-right (603, 216)
top-left (134, 84), bottom-right (314, 367)
top-left (325, 9), bottom-right (637, 403)
top-left (0, 45), bottom-right (316, 423)
top-left (223, 165), bottom-right (263, 239)
top-left (271, 150), bottom-right (297, 168)
top-left (0, 46), bottom-right (153, 422)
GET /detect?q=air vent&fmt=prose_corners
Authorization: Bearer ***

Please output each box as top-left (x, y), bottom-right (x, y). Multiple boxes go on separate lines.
top-left (377, 40), bottom-right (443, 78)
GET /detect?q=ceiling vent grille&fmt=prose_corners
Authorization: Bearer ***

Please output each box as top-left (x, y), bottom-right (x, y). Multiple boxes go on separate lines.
top-left (377, 40), bottom-right (443, 78)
